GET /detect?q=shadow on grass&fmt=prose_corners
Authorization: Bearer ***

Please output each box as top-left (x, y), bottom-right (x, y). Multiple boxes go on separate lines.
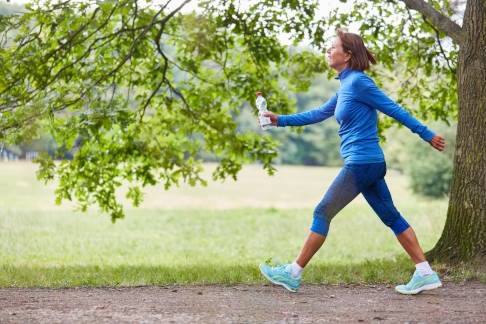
top-left (2, 256), bottom-right (484, 288)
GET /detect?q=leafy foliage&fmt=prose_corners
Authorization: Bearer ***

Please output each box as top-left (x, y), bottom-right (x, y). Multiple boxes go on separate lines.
top-left (405, 121), bottom-right (456, 197)
top-left (0, 0), bottom-right (325, 221)
top-left (1, 0), bottom-right (462, 220)
top-left (380, 119), bottom-right (455, 197)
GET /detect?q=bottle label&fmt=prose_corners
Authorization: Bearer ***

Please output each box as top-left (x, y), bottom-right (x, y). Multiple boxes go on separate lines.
top-left (259, 115), bottom-right (271, 126)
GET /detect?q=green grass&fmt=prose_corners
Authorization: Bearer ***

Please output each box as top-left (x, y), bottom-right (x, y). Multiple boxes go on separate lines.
top-left (2, 161), bottom-right (482, 287)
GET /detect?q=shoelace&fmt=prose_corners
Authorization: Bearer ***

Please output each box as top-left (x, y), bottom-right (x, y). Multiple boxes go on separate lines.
top-left (271, 258), bottom-right (290, 268)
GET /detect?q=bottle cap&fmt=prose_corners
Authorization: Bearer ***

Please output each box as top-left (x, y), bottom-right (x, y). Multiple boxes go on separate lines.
top-left (256, 91), bottom-right (262, 96)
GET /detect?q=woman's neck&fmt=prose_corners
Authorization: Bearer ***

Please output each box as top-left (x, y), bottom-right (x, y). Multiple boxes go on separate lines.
top-left (335, 64), bottom-right (348, 74)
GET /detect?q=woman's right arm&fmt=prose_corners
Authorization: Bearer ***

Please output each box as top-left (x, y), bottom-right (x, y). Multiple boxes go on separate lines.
top-left (267, 94), bottom-right (338, 127)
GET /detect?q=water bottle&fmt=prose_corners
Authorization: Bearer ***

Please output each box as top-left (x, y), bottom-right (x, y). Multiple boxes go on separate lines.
top-left (256, 92), bottom-right (272, 130)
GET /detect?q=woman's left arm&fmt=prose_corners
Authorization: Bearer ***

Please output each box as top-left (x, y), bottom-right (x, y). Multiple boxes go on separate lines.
top-left (356, 74), bottom-right (444, 148)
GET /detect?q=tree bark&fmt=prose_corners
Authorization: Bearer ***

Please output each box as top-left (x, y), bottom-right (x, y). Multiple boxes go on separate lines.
top-left (427, 0), bottom-right (486, 262)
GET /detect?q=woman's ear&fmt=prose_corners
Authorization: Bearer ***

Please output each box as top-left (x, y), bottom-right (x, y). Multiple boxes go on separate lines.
top-left (344, 51), bottom-right (352, 63)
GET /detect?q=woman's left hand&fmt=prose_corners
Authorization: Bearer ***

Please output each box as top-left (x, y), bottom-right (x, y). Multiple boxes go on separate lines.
top-left (429, 134), bottom-right (445, 152)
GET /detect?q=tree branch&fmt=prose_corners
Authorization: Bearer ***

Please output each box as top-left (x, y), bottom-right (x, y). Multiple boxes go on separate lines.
top-left (139, 77), bottom-right (166, 123)
top-left (400, 0), bottom-right (463, 44)
top-left (45, 6), bottom-right (101, 62)
top-left (1, 2), bottom-right (184, 114)
top-left (154, 0), bottom-right (191, 55)
top-left (421, 14), bottom-right (456, 74)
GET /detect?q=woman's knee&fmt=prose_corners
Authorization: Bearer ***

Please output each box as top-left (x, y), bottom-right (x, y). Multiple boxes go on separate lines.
top-left (311, 215), bottom-right (330, 236)
top-left (389, 215), bottom-right (410, 235)
top-left (313, 200), bottom-right (336, 221)
top-left (380, 213), bottom-right (410, 235)
top-left (313, 200), bottom-right (338, 236)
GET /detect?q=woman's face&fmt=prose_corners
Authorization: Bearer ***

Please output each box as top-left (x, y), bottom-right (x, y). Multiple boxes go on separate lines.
top-left (327, 37), bottom-right (351, 72)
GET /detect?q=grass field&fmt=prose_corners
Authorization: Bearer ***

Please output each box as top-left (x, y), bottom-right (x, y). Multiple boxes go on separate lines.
top-left (1, 161), bottom-right (472, 288)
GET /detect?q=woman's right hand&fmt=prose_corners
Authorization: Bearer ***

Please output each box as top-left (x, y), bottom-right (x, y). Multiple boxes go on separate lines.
top-left (263, 112), bottom-right (278, 127)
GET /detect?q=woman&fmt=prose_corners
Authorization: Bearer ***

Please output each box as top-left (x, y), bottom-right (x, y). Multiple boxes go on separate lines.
top-left (259, 29), bottom-right (445, 295)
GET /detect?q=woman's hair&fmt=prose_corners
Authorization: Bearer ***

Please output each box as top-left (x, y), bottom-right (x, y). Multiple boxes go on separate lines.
top-left (336, 29), bottom-right (376, 71)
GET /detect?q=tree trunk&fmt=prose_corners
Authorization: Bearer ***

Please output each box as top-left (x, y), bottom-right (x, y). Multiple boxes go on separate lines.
top-left (427, 0), bottom-right (486, 263)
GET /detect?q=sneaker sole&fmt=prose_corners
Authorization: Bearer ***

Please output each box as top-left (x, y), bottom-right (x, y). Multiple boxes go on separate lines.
top-left (395, 281), bottom-right (442, 295)
top-left (259, 265), bottom-right (298, 293)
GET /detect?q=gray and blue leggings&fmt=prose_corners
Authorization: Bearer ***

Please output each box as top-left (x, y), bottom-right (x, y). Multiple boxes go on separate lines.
top-left (311, 161), bottom-right (410, 236)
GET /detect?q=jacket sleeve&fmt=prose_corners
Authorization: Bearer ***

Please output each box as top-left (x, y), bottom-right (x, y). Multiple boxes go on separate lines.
top-left (355, 74), bottom-right (435, 142)
top-left (277, 94), bottom-right (338, 127)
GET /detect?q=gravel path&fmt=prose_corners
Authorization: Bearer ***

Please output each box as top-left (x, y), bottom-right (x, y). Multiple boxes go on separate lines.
top-left (1, 282), bottom-right (485, 323)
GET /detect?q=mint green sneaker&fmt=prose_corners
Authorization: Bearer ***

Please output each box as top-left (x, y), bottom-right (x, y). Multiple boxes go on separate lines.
top-left (259, 261), bottom-right (301, 292)
top-left (395, 271), bottom-right (442, 295)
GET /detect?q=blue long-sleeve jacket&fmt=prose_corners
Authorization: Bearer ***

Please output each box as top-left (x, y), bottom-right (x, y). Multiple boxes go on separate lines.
top-left (277, 67), bottom-right (435, 164)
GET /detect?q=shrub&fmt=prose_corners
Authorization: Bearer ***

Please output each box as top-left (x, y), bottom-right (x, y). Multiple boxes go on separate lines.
top-left (404, 122), bottom-right (456, 198)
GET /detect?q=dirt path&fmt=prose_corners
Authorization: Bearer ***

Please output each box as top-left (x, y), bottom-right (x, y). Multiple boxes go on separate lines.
top-left (1, 282), bottom-right (485, 323)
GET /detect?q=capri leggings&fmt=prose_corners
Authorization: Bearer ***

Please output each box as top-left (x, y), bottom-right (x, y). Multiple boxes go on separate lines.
top-left (311, 161), bottom-right (410, 236)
